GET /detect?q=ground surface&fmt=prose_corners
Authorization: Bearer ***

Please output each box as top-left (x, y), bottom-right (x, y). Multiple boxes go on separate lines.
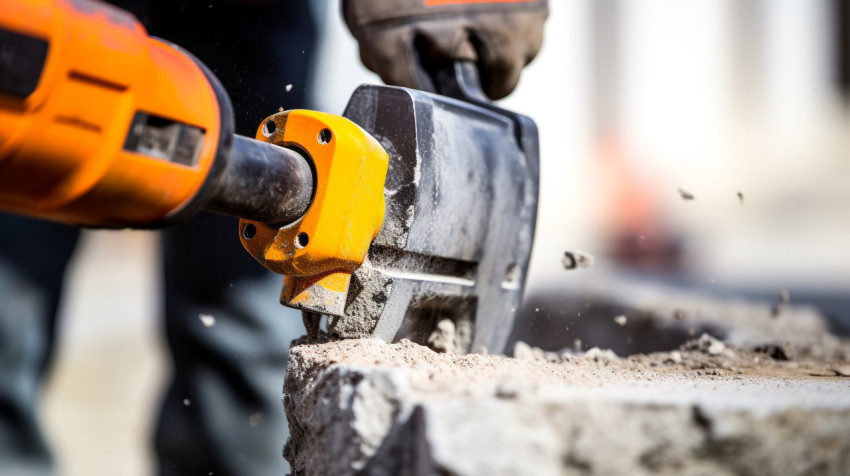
top-left (283, 332), bottom-right (850, 476)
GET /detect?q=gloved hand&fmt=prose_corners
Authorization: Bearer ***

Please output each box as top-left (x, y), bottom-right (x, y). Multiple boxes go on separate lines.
top-left (343, 0), bottom-right (548, 100)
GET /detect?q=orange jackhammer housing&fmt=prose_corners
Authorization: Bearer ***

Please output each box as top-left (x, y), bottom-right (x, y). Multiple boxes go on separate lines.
top-left (0, 0), bottom-right (232, 227)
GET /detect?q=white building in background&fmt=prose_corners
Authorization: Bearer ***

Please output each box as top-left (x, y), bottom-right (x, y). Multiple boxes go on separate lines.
top-left (313, 0), bottom-right (849, 291)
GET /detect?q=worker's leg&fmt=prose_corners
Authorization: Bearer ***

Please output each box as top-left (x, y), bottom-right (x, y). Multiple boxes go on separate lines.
top-left (157, 213), bottom-right (304, 476)
top-left (145, 1), bottom-right (318, 475)
top-left (0, 215), bottom-right (80, 476)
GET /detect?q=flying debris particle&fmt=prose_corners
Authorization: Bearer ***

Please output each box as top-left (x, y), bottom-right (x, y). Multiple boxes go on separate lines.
top-left (562, 250), bottom-right (594, 270)
top-left (678, 188), bottom-right (695, 201)
top-left (183, 398), bottom-right (191, 406)
top-left (285, 83), bottom-right (293, 92)
top-left (771, 304), bottom-right (781, 318)
top-left (573, 338), bottom-right (582, 352)
top-left (673, 309), bottom-right (687, 320)
top-left (737, 191), bottom-right (744, 204)
top-left (199, 314), bottom-right (216, 328)
top-left (278, 107), bottom-right (285, 112)
top-left (249, 412), bottom-right (265, 426)
top-left (772, 289), bottom-right (790, 318)
top-left (614, 315), bottom-right (628, 326)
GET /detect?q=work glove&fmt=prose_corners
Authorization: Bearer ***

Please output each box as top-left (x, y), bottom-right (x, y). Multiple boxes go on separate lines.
top-left (343, 0), bottom-right (548, 100)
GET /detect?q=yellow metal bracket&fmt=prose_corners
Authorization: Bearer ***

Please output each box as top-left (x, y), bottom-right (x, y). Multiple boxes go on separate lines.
top-left (239, 110), bottom-right (388, 315)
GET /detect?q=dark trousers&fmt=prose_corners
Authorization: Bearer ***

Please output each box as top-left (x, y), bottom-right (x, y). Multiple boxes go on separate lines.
top-left (0, 1), bottom-right (317, 474)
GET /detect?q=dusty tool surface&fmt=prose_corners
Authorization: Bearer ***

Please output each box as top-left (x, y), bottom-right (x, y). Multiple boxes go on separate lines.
top-left (283, 333), bottom-right (850, 475)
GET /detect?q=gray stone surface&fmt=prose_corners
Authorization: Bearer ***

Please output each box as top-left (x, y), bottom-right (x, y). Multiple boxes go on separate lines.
top-left (510, 271), bottom-right (849, 359)
top-left (283, 337), bottom-right (850, 476)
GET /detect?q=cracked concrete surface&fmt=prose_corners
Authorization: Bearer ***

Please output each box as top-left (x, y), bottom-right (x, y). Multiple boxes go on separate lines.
top-left (282, 332), bottom-right (850, 476)
top-left (281, 265), bottom-right (850, 476)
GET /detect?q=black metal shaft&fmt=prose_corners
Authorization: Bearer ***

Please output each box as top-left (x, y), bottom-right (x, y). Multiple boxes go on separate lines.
top-left (205, 135), bottom-right (314, 225)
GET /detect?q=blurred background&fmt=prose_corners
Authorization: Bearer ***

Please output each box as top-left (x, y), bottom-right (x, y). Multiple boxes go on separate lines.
top-left (39, 0), bottom-right (849, 474)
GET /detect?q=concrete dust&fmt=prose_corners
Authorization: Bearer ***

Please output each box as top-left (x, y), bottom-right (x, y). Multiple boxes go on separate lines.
top-left (289, 333), bottom-right (848, 393)
top-left (833, 365), bottom-right (850, 377)
top-left (426, 319), bottom-right (455, 353)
